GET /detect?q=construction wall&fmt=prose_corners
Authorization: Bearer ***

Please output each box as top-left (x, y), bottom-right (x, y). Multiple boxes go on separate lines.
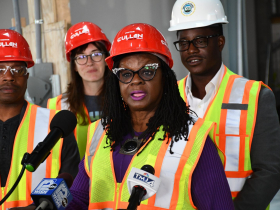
top-left (22, 0), bottom-right (71, 93)
top-left (69, 0), bottom-right (186, 80)
top-left (0, 0), bottom-right (266, 85)
top-left (0, 1), bottom-right (29, 29)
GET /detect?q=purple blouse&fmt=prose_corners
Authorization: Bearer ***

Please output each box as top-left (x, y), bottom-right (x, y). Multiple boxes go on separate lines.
top-left (65, 135), bottom-right (234, 210)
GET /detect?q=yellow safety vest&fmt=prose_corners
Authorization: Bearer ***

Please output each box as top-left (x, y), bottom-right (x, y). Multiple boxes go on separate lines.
top-left (0, 102), bottom-right (62, 209)
top-left (47, 94), bottom-right (90, 159)
top-left (178, 65), bottom-right (279, 210)
top-left (85, 118), bottom-right (216, 210)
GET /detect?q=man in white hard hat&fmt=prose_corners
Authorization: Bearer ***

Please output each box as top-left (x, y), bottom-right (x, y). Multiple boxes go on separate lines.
top-left (169, 0), bottom-right (280, 209)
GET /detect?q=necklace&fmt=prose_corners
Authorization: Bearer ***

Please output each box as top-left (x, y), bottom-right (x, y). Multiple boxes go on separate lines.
top-left (119, 136), bottom-right (143, 155)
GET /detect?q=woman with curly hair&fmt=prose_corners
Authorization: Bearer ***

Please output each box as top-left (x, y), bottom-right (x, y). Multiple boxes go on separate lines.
top-left (65, 23), bottom-right (234, 210)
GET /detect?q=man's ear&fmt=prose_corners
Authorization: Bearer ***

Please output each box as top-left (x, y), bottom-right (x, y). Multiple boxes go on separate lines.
top-left (218, 35), bottom-right (225, 52)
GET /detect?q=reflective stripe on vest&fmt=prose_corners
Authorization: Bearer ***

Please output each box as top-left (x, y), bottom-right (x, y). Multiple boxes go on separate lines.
top-left (177, 76), bottom-right (188, 106)
top-left (0, 103), bottom-right (62, 209)
top-left (178, 66), bottom-right (280, 209)
top-left (205, 69), bottom-right (258, 198)
top-left (47, 95), bottom-right (90, 159)
top-left (85, 119), bottom-right (215, 210)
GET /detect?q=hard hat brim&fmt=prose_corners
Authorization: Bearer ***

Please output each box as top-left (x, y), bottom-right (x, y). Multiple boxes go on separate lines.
top-left (168, 20), bottom-right (229, 31)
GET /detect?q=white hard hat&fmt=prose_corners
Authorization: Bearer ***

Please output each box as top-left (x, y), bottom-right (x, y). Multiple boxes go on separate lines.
top-left (168, 0), bottom-right (229, 31)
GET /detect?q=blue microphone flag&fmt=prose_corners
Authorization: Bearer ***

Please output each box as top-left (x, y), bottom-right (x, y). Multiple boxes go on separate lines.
top-left (31, 178), bottom-right (73, 210)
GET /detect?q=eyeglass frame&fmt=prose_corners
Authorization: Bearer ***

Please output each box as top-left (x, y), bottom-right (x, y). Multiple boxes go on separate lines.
top-left (173, 34), bottom-right (220, 52)
top-left (0, 65), bottom-right (28, 77)
top-left (112, 63), bottom-right (160, 84)
top-left (74, 51), bottom-right (105, 65)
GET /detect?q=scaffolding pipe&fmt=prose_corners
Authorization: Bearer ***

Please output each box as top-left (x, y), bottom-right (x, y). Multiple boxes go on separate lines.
top-left (34, 0), bottom-right (42, 64)
top-left (12, 0), bottom-right (22, 34)
top-left (237, 0), bottom-right (243, 76)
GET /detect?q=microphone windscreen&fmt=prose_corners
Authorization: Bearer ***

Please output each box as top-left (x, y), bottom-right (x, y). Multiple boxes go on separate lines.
top-left (141, 165), bottom-right (155, 175)
top-left (56, 173), bottom-right (73, 188)
top-left (50, 110), bottom-right (77, 137)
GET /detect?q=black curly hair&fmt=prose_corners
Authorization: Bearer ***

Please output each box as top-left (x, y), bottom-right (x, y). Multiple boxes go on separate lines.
top-left (101, 52), bottom-right (194, 154)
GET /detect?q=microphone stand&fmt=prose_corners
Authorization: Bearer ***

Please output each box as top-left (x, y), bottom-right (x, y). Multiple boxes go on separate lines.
top-left (0, 153), bottom-right (30, 205)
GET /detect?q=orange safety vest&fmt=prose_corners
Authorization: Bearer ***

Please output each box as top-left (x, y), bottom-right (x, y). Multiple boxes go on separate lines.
top-left (0, 102), bottom-right (63, 209)
top-left (47, 94), bottom-right (90, 159)
top-left (178, 66), bottom-right (280, 209)
top-left (85, 118), bottom-right (216, 210)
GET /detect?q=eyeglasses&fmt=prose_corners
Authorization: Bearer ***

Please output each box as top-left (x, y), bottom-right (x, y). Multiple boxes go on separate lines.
top-left (0, 65), bottom-right (28, 77)
top-left (112, 63), bottom-right (160, 84)
top-left (173, 34), bottom-right (220, 52)
top-left (74, 52), bottom-right (105, 65)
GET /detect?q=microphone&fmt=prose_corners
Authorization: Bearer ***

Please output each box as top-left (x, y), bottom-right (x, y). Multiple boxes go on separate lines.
top-left (127, 165), bottom-right (161, 210)
top-left (31, 173), bottom-right (73, 210)
top-left (25, 110), bottom-right (77, 172)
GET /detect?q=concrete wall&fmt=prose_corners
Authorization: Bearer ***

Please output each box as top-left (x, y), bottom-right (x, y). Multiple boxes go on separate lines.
top-left (0, 0), bottom-right (29, 28)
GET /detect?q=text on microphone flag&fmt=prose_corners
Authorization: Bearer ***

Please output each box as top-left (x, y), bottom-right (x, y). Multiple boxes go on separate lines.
top-left (133, 173), bottom-right (155, 187)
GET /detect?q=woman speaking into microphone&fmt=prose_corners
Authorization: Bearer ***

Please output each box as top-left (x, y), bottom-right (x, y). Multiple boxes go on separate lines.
top-left (63, 23), bottom-right (234, 210)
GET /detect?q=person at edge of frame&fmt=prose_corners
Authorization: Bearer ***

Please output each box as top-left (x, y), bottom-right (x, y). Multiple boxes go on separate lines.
top-left (169, 0), bottom-right (280, 209)
top-left (0, 29), bottom-right (80, 210)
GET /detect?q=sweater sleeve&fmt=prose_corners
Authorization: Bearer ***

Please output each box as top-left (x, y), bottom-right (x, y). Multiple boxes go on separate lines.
top-left (191, 136), bottom-right (234, 210)
top-left (65, 157), bottom-right (89, 210)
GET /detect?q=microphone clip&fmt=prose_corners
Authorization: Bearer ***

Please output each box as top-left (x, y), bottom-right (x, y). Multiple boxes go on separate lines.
top-left (21, 152), bottom-right (31, 166)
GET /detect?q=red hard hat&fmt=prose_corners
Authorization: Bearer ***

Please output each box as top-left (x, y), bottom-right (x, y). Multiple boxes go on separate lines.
top-left (65, 22), bottom-right (111, 62)
top-left (105, 23), bottom-right (173, 70)
top-left (0, 29), bottom-right (34, 68)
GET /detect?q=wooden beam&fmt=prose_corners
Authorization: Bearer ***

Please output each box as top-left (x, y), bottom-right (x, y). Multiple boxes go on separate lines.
top-left (22, 23), bottom-right (46, 63)
top-left (11, 17), bottom-right (26, 27)
top-left (56, 0), bottom-right (71, 26)
top-left (24, 0), bottom-right (71, 93)
top-left (41, 0), bottom-right (57, 24)
top-left (43, 20), bottom-right (70, 93)
top-left (27, 0), bottom-right (35, 24)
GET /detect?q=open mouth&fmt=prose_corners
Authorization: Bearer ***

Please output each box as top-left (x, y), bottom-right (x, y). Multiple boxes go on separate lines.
top-left (187, 58), bottom-right (202, 65)
top-left (130, 91), bottom-right (146, 101)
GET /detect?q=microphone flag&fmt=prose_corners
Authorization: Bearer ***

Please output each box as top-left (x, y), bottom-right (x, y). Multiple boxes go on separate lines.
top-left (31, 178), bottom-right (72, 210)
top-left (127, 167), bottom-right (161, 201)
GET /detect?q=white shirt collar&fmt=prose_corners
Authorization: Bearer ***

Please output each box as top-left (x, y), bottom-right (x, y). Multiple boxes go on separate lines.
top-left (185, 63), bottom-right (225, 97)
